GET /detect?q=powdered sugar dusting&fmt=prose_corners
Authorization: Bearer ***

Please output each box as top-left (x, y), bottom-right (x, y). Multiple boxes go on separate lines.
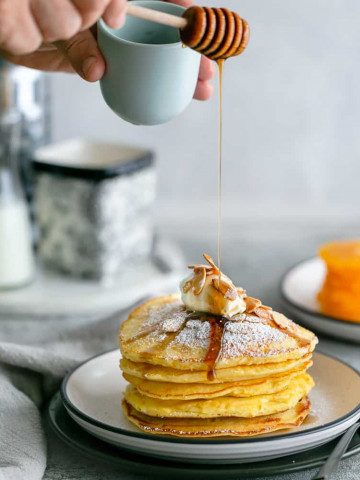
top-left (172, 319), bottom-right (210, 349)
top-left (144, 302), bottom-right (188, 332)
top-left (221, 321), bottom-right (288, 358)
top-left (137, 302), bottom-right (292, 360)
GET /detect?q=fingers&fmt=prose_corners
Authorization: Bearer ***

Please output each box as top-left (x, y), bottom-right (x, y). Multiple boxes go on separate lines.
top-left (199, 56), bottom-right (214, 82)
top-left (164, 0), bottom-right (193, 8)
top-left (55, 29), bottom-right (105, 82)
top-left (31, 0), bottom-right (82, 43)
top-left (193, 56), bottom-right (214, 100)
top-left (103, 0), bottom-right (127, 29)
top-left (0, 0), bottom-right (42, 55)
top-left (1, 48), bottom-right (74, 73)
top-left (33, 0), bottom-right (126, 34)
top-left (71, 0), bottom-right (127, 30)
top-left (194, 80), bottom-right (213, 101)
top-left (0, 0), bottom-right (126, 57)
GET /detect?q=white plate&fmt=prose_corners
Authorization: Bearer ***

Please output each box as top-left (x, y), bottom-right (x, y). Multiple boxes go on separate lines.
top-left (61, 350), bottom-right (360, 464)
top-left (281, 258), bottom-right (360, 343)
top-left (0, 240), bottom-right (184, 318)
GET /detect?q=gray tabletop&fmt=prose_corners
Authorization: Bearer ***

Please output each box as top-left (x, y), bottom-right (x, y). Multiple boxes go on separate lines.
top-left (40, 225), bottom-right (359, 479)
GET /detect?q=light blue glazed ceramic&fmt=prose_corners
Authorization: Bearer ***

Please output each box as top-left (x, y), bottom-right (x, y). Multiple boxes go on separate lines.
top-left (98, 1), bottom-right (201, 126)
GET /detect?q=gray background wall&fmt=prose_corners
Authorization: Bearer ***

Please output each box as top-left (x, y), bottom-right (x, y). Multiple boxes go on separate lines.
top-left (51, 0), bottom-right (360, 228)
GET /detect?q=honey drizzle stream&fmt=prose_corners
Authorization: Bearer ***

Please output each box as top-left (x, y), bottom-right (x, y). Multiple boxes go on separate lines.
top-left (204, 315), bottom-right (228, 380)
top-left (205, 60), bottom-right (226, 380)
top-left (216, 59), bottom-right (224, 284)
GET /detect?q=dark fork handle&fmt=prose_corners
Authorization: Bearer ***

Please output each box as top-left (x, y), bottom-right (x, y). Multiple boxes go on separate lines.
top-left (312, 421), bottom-right (360, 480)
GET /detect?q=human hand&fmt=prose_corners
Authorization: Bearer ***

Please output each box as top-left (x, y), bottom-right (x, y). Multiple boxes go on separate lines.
top-left (0, 0), bottom-right (213, 100)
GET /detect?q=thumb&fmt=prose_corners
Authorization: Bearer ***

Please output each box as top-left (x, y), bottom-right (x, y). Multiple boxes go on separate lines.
top-left (55, 29), bottom-right (105, 82)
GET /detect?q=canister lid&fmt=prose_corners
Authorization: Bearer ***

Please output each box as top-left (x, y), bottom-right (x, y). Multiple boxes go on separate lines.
top-left (32, 139), bottom-right (154, 180)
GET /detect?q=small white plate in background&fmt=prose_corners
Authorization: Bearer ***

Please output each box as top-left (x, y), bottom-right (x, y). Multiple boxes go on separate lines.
top-left (281, 258), bottom-right (360, 343)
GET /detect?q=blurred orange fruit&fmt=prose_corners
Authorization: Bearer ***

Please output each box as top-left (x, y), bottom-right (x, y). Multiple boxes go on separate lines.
top-left (318, 240), bottom-right (360, 323)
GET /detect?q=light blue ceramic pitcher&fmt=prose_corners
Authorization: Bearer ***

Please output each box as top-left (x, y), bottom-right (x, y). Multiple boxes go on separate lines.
top-left (98, 1), bottom-right (201, 126)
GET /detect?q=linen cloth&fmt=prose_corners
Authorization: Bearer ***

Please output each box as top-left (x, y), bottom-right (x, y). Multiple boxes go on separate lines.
top-left (0, 305), bottom-right (142, 480)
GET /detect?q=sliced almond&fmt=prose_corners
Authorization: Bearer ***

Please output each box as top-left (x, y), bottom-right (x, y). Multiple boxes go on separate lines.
top-left (261, 305), bottom-right (272, 311)
top-left (224, 285), bottom-right (238, 300)
top-left (188, 264), bottom-right (212, 271)
top-left (272, 312), bottom-right (313, 345)
top-left (182, 280), bottom-right (192, 293)
top-left (244, 296), bottom-right (262, 313)
top-left (203, 253), bottom-right (219, 273)
top-left (254, 307), bottom-right (273, 321)
top-left (212, 278), bottom-right (238, 300)
top-left (192, 267), bottom-right (207, 295)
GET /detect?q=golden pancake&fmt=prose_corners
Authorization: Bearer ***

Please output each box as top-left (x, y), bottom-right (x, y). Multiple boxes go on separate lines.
top-left (119, 261), bottom-right (317, 439)
top-left (119, 296), bottom-right (317, 371)
top-left (124, 373), bottom-right (314, 418)
top-left (123, 396), bottom-right (311, 438)
top-left (120, 355), bottom-right (313, 383)
top-left (123, 368), bottom-right (310, 400)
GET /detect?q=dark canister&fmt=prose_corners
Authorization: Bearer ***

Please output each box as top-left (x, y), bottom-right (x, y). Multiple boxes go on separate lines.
top-left (33, 139), bottom-right (155, 281)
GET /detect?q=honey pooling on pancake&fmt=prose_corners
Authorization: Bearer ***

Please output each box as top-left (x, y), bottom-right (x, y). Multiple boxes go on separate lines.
top-left (180, 6), bottom-right (250, 61)
top-left (204, 316), bottom-right (226, 380)
top-left (119, 256), bottom-right (318, 438)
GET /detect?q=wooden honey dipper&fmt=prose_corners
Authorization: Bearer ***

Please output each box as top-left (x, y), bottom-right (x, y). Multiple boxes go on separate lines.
top-left (126, 4), bottom-right (250, 61)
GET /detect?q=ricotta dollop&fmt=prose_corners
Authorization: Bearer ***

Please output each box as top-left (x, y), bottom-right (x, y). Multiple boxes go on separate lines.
top-left (180, 254), bottom-right (246, 317)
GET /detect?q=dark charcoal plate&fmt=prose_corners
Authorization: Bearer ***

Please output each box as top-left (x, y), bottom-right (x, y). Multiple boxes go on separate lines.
top-left (48, 393), bottom-right (360, 479)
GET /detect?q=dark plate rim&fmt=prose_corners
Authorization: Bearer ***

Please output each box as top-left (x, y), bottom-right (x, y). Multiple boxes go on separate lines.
top-left (47, 393), bottom-right (360, 475)
top-left (60, 349), bottom-right (360, 446)
top-left (33, 152), bottom-right (154, 180)
top-left (280, 257), bottom-right (360, 327)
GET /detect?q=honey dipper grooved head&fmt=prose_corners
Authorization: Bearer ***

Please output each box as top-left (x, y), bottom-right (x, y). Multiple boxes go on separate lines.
top-left (180, 6), bottom-right (250, 61)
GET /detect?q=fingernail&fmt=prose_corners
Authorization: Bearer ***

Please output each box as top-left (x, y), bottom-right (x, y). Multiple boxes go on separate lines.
top-left (108, 13), bottom-right (125, 29)
top-left (82, 56), bottom-right (97, 79)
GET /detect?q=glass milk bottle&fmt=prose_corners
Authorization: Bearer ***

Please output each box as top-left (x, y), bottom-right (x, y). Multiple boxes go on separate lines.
top-left (0, 74), bottom-right (34, 288)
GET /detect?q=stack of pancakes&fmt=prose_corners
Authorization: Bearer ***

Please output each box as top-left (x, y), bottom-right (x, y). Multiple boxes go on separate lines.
top-left (119, 295), bottom-right (318, 438)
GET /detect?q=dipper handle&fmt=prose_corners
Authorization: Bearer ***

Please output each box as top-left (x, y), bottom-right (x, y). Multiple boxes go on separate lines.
top-left (126, 4), bottom-right (187, 29)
